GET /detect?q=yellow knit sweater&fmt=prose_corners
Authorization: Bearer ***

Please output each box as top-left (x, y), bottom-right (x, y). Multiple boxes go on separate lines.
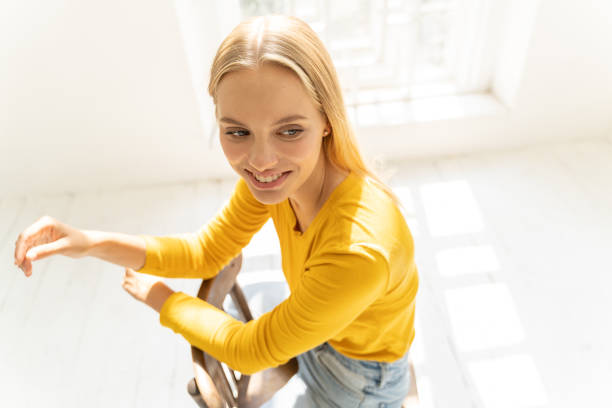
top-left (136, 172), bottom-right (419, 375)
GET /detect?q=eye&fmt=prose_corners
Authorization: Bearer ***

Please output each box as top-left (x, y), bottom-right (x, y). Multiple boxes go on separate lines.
top-left (280, 128), bottom-right (303, 138)
top-left (225, 129), bottom-right (249, 138)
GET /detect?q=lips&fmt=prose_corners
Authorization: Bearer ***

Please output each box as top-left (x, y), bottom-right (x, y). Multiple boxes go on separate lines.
top-left (245, 169), bottom-right (291, 189)
top-left (253, 172), bottom-right (284, 183)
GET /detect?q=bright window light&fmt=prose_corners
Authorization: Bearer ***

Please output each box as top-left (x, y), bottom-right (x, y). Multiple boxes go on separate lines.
top-left (239, 0), bottom-right (457, 105)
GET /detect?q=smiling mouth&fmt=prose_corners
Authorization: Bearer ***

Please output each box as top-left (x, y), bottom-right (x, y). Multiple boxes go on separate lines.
top-left (245, 169), bottom-right (291, 188)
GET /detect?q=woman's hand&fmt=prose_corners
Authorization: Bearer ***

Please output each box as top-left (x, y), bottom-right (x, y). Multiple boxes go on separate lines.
top-left (14, 215), bottom-right (91, 277)
top-left (122, 268), bottom-right (175, 313)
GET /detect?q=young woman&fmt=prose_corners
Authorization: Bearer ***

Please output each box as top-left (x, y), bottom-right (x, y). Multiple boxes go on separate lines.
top-left (14, 15), bottom-right (419, 407)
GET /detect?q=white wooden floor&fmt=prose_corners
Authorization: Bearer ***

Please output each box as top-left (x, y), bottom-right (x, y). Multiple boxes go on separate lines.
top-left (1, 138), bottom-right (611, 408)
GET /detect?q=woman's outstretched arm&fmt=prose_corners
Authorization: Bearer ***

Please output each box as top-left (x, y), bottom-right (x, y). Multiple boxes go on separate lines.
top-left (85, 230), bottom-right (147, 270)
top-left (14, 215), bottom-right (146, 276)
top-left (15, 178), bottom-right (268, 279)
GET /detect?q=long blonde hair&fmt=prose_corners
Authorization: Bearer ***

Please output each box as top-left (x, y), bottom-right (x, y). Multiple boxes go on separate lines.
top-left (208, 15), bottom-right (399, 205)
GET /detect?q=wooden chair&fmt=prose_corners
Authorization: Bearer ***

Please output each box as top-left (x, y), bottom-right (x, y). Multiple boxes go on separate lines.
top-left (186, 253), bottom-right (419, 407)
top-left (186, 254), bottom-right (298, 408)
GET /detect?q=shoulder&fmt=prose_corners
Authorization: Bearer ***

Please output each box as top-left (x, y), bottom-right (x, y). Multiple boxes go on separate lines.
top-left (330, 173), bottom-right (399, 213)
top-left (312, 173), bottom-right (414, 263)
top-left (331, 175), bottom-right (405, 237)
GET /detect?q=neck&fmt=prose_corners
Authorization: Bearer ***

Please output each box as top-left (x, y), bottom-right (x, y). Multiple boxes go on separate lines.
top-left (289, 153), bottom-right (347, 233)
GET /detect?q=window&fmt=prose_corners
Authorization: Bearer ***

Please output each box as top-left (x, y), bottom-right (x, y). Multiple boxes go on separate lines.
top-left (240, 0), bottom-right (463, 106)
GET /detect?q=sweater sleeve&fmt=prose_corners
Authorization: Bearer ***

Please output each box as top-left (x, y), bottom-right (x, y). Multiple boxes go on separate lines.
top-left (135, 178), bottom-right (269, 279)
top-left (158, 243), bottom-right (389, 374)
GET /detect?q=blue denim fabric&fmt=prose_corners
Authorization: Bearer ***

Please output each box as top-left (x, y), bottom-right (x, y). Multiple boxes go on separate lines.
top-left (294, 342), bottom-right (411, 408)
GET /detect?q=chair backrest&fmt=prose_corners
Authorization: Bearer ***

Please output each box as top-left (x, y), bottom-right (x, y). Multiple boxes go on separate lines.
top-left (189, 254), bottom-right (298, 408)
top-left (188, 254), bottom-right (420, 408)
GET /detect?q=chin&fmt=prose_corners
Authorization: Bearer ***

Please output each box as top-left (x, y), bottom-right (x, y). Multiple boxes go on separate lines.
top-left (248, 188), bottom-right (288, 205)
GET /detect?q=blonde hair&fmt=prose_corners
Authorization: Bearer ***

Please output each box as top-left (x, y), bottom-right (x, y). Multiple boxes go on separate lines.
top-left (208, 15), bottom-right (400, 205)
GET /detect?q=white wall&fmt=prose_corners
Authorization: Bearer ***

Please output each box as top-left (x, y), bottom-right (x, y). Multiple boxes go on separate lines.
top-left (1, 0), bottom-right (612, 198)
top-left (1, 0), bottom-right (238, 198)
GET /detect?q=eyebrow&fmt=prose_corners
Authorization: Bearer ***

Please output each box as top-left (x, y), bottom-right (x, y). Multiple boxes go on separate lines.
top-left (219, 114), bottom-right (308, 127)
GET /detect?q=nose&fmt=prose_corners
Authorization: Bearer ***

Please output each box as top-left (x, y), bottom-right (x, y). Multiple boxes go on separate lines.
top-left (248, 137), bottom-right (278, 172)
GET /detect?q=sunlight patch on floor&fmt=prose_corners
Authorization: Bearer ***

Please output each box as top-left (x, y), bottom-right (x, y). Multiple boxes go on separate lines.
top-left (420, 180), bottom-right (484, 236)
top-left (436, 245), bottom-right (500, 277)
top-left (444, 283), bottom-right (525, 352)
top-left (467, 354), bottom-right (549, 408)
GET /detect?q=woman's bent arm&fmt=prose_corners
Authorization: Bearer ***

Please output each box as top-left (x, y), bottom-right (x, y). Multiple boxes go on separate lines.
top-left (85, 230), bottom-right (146, 270)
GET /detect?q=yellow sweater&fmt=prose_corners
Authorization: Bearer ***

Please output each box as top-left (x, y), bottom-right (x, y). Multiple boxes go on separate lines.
top-left (136, 172), bottom-right (419, 375)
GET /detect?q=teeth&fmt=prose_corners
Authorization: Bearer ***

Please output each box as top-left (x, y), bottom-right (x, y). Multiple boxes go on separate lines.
top-left (253, 172), bottom-right (283, 183)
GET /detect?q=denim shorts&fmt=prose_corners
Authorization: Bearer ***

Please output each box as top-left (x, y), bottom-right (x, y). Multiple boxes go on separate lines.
top-left (294, 342), bottom-right (411, 408)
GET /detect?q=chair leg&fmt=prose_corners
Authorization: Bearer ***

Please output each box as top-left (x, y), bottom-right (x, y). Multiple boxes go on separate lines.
top-left (187, 377), bottom-right (210, 408)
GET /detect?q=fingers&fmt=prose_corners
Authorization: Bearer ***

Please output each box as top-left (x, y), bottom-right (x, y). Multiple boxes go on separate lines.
top-left (14, 215), bottom-right (56, 266)
top-left (19, 258), bottom-right (32, 277)
top-left (24, 237), bottom-right (70, 263)
top-left (123, 268), bottom-right (134, 284)
top-left (14, 234), bottom-right (24, 266)
top-left (17, 238), bottom-right (68, 278)
top-left (122, 269), bottom-right (130, 286)
top-left (15, 217), bottom-right (47, 265)
top-left (122, 269), bottom-right (140, 299)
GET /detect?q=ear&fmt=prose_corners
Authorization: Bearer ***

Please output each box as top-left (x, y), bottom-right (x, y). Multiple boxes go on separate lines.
top-left (323, 124), bottom-right (331, 137)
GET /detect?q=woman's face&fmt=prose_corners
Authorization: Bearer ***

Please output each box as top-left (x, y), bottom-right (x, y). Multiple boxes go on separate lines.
top-left (215, 63), bottom-right (330, 205)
